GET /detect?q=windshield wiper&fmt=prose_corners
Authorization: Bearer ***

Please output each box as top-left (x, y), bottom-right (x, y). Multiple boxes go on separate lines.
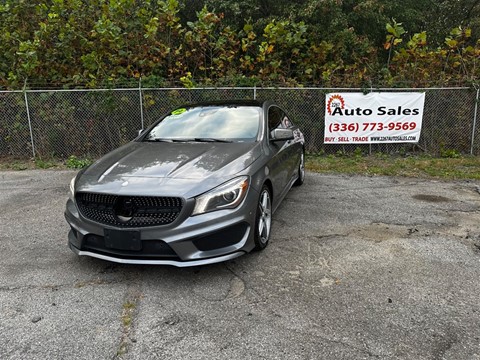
top-left (193, 138), bottom-right (233, 143)
top-left (143, 138), bottom-right (174, 142)
top-left (144, 138), bottom-right (195, 143)
top-left (144, 137), bottom-right (233, 143)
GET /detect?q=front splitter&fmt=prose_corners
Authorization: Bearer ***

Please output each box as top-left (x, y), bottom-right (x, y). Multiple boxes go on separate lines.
top-left (68, 243), bottom-right (245, 267)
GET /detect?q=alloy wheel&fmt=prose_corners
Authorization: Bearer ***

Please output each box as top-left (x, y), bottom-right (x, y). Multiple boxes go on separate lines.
top-left (257, 189), bottom-right (272, 245)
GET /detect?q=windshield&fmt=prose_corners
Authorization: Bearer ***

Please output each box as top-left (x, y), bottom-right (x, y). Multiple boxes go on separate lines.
top-left (144, 106), bottom-right (261, 142)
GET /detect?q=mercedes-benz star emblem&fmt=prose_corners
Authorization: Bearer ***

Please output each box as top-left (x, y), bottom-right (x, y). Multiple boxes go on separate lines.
top-left (114, 197), bottom-right (136, 222)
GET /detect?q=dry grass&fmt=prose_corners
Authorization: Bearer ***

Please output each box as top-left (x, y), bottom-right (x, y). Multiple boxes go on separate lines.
top-left (306, 154), bottom-right (480, 180)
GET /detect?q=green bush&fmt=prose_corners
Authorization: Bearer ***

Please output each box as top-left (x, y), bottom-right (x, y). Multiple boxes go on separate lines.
top-left (65, 155), bottom-right (93, 169)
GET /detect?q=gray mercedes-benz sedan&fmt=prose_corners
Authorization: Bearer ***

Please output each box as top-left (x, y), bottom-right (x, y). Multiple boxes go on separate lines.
top-left (65, 100), bottom-right (305, 266)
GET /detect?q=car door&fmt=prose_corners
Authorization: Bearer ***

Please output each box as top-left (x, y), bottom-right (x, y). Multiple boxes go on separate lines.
top-left (280, 112), bottom-right (304, 184)
top-left (266, 105), bottom-right (294, 204)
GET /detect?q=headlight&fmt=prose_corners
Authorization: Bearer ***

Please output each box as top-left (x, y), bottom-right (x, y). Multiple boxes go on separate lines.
top-left (192, 176), bottom-right (249, 216)
top-left (69, 176), bottom-right (76, 201)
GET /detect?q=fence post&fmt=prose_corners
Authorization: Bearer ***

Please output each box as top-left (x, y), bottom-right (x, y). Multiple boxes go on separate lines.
top-left (23, 80), bottom-right (36, 158)
top-left (139, 78), bottom-right (145, 130)
top-left (253, 85), bottom-right (256, 100)
top-left (471, 87), bottom-right (480, 155)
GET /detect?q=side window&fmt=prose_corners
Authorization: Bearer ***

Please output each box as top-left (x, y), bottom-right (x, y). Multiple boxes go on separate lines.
top-left (268, 106), bottom-right (283, 131)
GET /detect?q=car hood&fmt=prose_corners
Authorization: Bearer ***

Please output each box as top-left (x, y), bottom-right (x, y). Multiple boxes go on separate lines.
top-left (76, 141), bottom-right (261, 198)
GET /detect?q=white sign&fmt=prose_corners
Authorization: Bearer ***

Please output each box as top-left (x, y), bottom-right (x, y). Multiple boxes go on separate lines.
top-left (324, 92), bottom-right (425, 144)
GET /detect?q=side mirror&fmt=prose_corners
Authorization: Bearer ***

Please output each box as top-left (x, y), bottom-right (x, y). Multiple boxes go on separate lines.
top-left (137, 129), bottom-right (145, 137)
top-left (270, 128), bottom-right (294, 142)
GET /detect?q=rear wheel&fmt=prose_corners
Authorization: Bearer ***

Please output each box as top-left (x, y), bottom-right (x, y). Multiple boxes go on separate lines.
top-left (294, 150), bottom-right (305, 186)
top-left (253, 185), bottom-right (272, 250)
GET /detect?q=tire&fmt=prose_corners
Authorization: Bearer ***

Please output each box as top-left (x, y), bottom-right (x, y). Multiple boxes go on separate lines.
top-left (293, 150), bottom-right (305, 186)
top-left (253, 185), bottom-right (272, 251)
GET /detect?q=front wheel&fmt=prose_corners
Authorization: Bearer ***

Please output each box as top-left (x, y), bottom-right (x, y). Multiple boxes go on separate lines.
top-left (253, 185), bottom-right (272, 251)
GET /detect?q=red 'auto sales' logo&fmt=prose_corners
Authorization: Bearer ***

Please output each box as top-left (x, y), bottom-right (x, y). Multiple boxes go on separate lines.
top-left (327, 94), bottom-right (345, 115)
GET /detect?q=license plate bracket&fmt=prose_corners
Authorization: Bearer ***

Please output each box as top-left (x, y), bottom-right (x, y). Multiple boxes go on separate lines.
top-left (104, 229), bottom-right (142, 251)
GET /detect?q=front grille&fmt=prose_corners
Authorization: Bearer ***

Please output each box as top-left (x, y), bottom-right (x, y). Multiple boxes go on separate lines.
top-left (76, 192), bottom-right (183, 228)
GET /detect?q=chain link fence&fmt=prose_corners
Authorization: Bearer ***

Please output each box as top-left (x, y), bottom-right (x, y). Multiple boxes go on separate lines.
top-left (1, 87), bottom-right (479, 159)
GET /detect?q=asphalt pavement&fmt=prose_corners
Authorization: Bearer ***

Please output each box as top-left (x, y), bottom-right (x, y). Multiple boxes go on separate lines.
top-left (1, 170), bottom-right (480, 359)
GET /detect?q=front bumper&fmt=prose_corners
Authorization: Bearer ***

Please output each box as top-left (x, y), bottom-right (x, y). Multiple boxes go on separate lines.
top-left (64, 188), bottom-right (259, 267)
top-left (68, 243), bottom-right (245, 266)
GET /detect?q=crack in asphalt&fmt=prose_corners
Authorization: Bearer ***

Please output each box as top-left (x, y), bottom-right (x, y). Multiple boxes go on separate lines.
top-left (190, 264), bottom-right (247, 302)
top-left (293, 322), bottom-right (391, 358)
top-left (224, 264), bottom-right (246, 299)
top-left (0, 278), bottom-right (124, 292)
top-left (113, 279), bottom-right (143, 359)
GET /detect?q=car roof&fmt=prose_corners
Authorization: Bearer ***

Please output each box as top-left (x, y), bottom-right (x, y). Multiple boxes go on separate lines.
top-left (179, 100), bottom-right (266, 108)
